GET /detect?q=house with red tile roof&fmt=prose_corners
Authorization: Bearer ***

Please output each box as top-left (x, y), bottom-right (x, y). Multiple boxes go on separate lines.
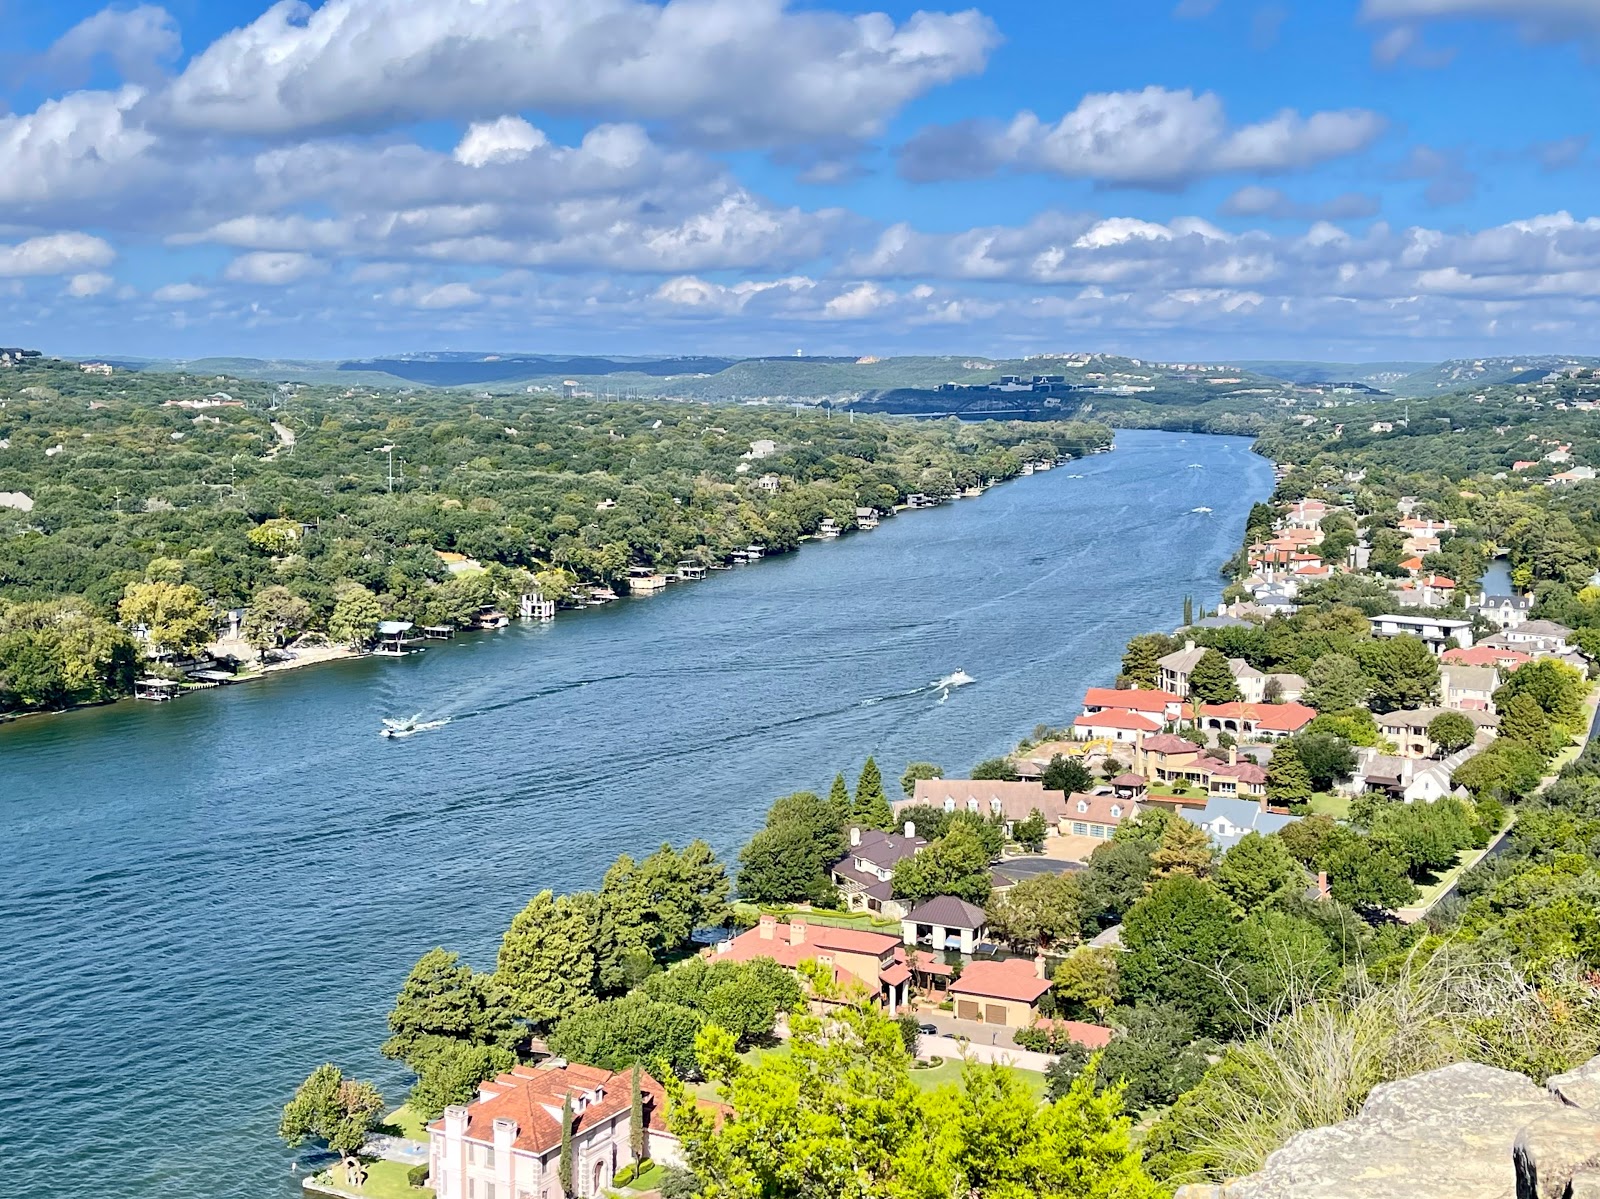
top-left (949, 956), bottom-right (1052, 1027)
top-left (1081, 687), bottom-right (1184, 722)
top-left (1444, 645), bottom-right (1532, 670)
top-left (1191, 701), bottom-right (1316, 740)
top-left (1072, 708), bottom-right (1161, 743)
top-left (428, 1060), bottom-right (696, 1199)
top-left (710, 914), bottom-right (915, 1013)
top-left (1031, 1018), bottom-right (1115, 1049)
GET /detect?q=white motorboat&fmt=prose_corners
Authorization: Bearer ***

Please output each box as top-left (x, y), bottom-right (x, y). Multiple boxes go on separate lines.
top-left (932, 669), bottom-right (975, 691)
top-left (381, 714), bottom-right (450, 739)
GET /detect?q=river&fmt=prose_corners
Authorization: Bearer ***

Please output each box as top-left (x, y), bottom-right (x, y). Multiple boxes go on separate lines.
top-left (0, 429), bottom-right (1273, 1199)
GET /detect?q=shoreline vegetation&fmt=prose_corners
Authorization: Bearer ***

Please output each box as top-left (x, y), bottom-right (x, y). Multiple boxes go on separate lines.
top-left (0, 354), bottom-right (1114, 722)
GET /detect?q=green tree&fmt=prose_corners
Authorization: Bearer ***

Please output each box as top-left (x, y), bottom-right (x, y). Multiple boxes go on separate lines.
top-left (739, 790), bottom-right (846, 906)
top-left (597, 841), bottom-right (730, 990)
top-left (891, 821), bottom-right (992, 905)
top-left (1077, 839), bottom-right (1157, 930)
top-left (247, 517), bottom-right (302, 553)
top-left (548, 992), bottom-right (706, 1078)
top-left (852, 757), bottom-right (894, 830)
top-left (1121, 633), bottom-right (1178, 690)
top-left (1068, 1004), bottom-right (1216, 1113)
top-left (1325, 839), bottom-right (1417, 910)
top-left (1359, 634), bottom-right (1439, 713)
top-left (409, 1043), bottom-right (516, 1121)
top-left (279, 1064), bottom-right (385, 1185)
top-left (328, 581), bottom-right (383, 648)
top-left (970, 756), bottom-right (1020, 781)
top-left (644, 957), bottom-right (802, 1046)
top-left (382, 947), bottom-right (516, 1070)
top-left (117, 579), bottom-right (213, 658)
top-left (1275, 813), bottom-right (1344, 867)
top-left (242, 584), bottom-right (311, 650)
top-left (1265, 740), bottom-right (1314, 809)
top-left (1495, 658), bottom-right (1586, 731)
top-left (1427, 710), bottom-right (1477, 756)
top-left (1188, 648), bottom-right (1243, 704)
top-left (1499, 692), bottom-right (1555, 754)
top-left (1214, 832), bottom-right (1305, 914)
top-left (631, 1064), bottom-right (646, 1163)
top-left (985, 871), bottom-right (1081, 951)
top-left (828, 772), bottom-right (852, 819)
top-left (1012, 807), bottom-right (1049, 852)
top-left (1119, 877), bottom-right (1240, 1033)
top-left (559, 1092), bottom-right (574, 1195)
top-left (1289, 731), bottom-right (1357, 790)
top-left (900, 762), bottom-right (943, 798)
top-left (1150, 818), bottom-right (1216, 881)
top-left (1052, 946), bottom-right (1120, 1020)
top-left (494, 890), bottom-right (599, 1029)
top-left (1042, 755), bottom-right (1094, 795)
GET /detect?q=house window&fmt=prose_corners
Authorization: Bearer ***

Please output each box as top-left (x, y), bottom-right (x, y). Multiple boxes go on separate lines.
top-left (484, 1185), bottom-right (496, 1199)
top-left (943, 798), bottom-right (955, 812)
top-left (485, 1147), bottom-right (496, 1168)
top-left (1089, 824), bottom-right (1105, 838)
top-left (1110, 805), bottom-right (1122, 818)
top-left (1072, 821), bottom-right (1088, 835)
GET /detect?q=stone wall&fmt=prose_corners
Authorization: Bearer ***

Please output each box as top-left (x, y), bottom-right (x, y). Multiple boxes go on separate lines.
top-left (1174, 1054), bottom-right (1600, 1199)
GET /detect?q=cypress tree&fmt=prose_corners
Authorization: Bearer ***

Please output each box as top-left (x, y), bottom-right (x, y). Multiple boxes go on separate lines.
top-left (630, 1062), bottom-right (645, 1164)
top-left (852, 757), bottom-right (893, 830)
top-left (558, 1092), bottom-right (573, 1194)
top-left (827, 772), bottom-right (852, 824)
top-left (1183, 594), bottom-right (1193, 626)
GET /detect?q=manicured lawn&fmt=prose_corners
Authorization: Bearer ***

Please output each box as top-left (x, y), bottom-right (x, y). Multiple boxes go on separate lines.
top-left (1309, 792), bottom-right (1350, 819)
top-left (308, 1157), bottom-right (428, 1199)
top-left (909, 1057), bottom-right (1048, 1101)
top-left (731, 902), bottom-right (901, 935)
top-left (381, 1105), bottom-right (431, 1142)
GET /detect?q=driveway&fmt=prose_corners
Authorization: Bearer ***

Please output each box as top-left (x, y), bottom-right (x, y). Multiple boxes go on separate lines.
top-left (916, 1029), bottom-right (1055, 1073)
top-left (916, 1008), bottom-right (1023, 1048)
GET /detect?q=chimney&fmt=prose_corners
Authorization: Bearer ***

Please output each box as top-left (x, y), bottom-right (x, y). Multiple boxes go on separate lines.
top-left (1228, 745), bottom-right (1237, 766)
top-left (790, 919), bottom-right (807, 946)
top-left (1034, 953), bottom-right (1047, 980)
top-left (1185, 639), bottom-right (1196, 653)
top-left (444, 1105), bottom-right (469, 1137)
top-left (1317, 870), bottom-right (1329, 899)
top-left (758, 913), bottom-right (776, 940)
top-left (850, 826), bottom-right (861, 847)
top-left (904, 820), bottom-right (916, 839)
top-left (493, 1117), bottom-right (517, 1157)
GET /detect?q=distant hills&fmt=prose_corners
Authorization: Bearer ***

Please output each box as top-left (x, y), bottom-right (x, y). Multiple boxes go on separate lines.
top-left (77, 349), bottom-right (1600, 407)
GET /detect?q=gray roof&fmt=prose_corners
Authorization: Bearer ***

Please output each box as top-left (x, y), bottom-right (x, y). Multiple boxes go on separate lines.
top-left (1190, 616), bottom-right (1253, 630)
top-left (1516, 619), bottom-right (1573, 638)
top-left (1377, 707), bottom-right (1498, 729)
top-left (1477, 594), bottom-right (1532, 611)
top-left (906, 896), bottom-right (988, 929)
top-left (845, 828), bottom-right (925, 869)
top-left (1175, 797), bottom-right (1298, 852)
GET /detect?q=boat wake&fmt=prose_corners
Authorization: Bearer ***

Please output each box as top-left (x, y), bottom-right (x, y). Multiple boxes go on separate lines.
top-left (380, 714), bottom-right (452, 739)
top-left (857, 669), bottom-right (976, 709)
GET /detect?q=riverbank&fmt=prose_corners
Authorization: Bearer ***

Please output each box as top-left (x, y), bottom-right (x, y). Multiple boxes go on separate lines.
top-left (0, 448), bottom-right (1105, 726)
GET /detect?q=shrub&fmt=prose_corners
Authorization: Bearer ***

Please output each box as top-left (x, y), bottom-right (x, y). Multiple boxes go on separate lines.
top-left (659, 1165), bottom-right (701, 1199)
top-left (613, 1163), bottom-right (637, 1186)
top-left (407, 1164), bottom-right (430, 1189)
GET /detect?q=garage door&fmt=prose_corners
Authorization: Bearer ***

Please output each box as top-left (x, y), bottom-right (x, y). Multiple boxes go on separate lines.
top-left (985, 1004), bottom-right (1006, 1025)
top-left (956, 1000), bottom-right (981, 1021)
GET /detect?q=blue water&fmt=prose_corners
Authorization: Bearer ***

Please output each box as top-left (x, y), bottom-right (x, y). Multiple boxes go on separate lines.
top-left (0, 430), bottom-right (1272, 1199)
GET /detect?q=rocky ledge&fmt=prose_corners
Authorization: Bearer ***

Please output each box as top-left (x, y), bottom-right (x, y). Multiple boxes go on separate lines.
top-left (1176, 1054), bottom-right (1600, 1199)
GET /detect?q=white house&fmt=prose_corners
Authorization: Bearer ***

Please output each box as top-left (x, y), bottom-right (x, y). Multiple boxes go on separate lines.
top-left (1369, 614), bottom-right (1474, 655)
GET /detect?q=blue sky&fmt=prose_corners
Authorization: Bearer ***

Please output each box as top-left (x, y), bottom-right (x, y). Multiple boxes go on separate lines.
top-left (4, 0), bottom-right (1600, 361)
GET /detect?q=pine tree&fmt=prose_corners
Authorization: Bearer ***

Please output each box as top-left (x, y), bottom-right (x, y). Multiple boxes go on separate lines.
top-left (630, 1062), bottom-right (645, 1164)
top-left (1182, 594), bottom-right (1193, 626)
top-left (852, 757), bottom-right (893, 830)
top-left (1187, 649), bottom-right (1243, 704)
top-left (828, 772), bottom-right (852, 824)
top-left (559, 1092), bottom-right (574, 1195)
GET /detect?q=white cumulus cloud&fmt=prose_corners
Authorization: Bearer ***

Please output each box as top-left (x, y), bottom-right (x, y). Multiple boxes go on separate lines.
top-left (897, 87), bottom-right (1386, 187)
top-left (223, 251), bottom-right (325, 285)
top-left (454, 117), bottom-right (548, 167)
top-left (0, 232), bottom-right (116, 277)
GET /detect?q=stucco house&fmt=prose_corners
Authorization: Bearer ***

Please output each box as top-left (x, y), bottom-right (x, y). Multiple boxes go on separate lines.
top-left (1375, 707), bottom-right (1498, 759)
top-left (949, 956), bottom-right (1052, 1027)
top-left (1369, 614), bottom-right (1474, 655)
top-left (1072, 709), bottom-right (1161, 743)
top-left (1064, 788), bottom-right (1137, 839)
top-left (1190, 701), bottom-right (1317, 741)
top-left (428, 1061), bottom-right (688, 1199)
top-left (1440, 663), bottom-right (1499, 713)
top-left (1473, 593), bottom-right (1533, 629)
top-left (1347, 745), bottom-right (1479, 804)
top-left (1081, 687), bottom-right (1184, 722)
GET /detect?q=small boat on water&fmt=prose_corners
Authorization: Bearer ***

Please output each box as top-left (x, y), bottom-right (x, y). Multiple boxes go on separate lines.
top-left (380, 714), bottom-right (451, 739)
top-left (1191, 506), bottom-right (1213, 514)
top-left (933, 669), bottom-right (975, 692)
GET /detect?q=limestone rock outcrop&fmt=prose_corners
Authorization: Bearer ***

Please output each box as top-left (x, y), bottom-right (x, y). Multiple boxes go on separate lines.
top-left (1174, 1053), bottom-right (1600, 1199)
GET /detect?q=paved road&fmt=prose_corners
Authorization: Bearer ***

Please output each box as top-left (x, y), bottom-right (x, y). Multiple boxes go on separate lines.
top-left (919, 1033), bottom-right (1055, 1073)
